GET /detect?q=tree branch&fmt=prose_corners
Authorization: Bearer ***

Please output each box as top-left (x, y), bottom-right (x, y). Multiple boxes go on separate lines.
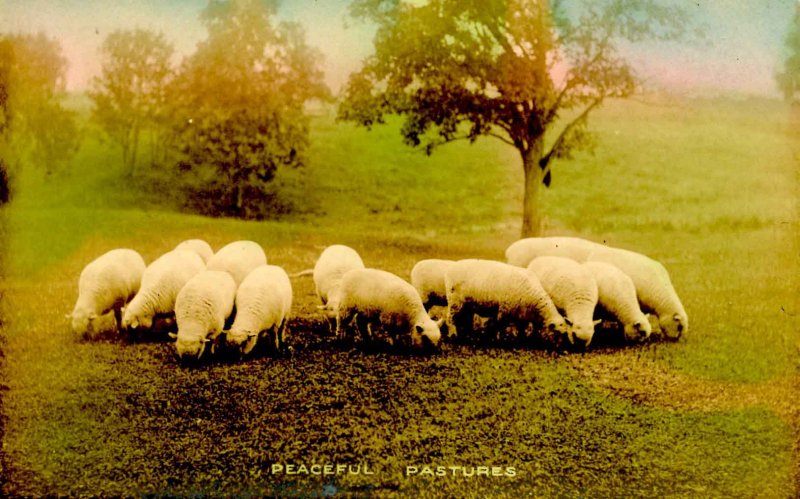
top-left (539, 96), bottom-right (603, 170)
top-left (487, 130), bottom-right (516, 147)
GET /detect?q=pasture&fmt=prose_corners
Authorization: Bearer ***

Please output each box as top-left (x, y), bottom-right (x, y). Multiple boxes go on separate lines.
top-left (1, 95), bottom-right (798, 497)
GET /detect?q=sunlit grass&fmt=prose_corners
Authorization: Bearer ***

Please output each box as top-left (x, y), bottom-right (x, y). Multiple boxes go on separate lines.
top-left (1, 94), bottom-right (798, 496)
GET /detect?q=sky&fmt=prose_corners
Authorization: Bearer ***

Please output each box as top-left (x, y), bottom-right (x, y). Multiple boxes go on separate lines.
top-left (0, 0), bottom-right (796, 97)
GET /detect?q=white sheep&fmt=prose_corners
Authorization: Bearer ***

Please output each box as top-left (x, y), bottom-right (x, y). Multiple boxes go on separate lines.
top-left (506, 236), bottom-right (598, 267)
top-left (527, 256), bottom-right (599, 346)
top-left (206, 240), bottom-right (267, 286)
top-left (313, 244), bottom-right (365, 312)
top-left (410, 259), bottom-right (455, 310)
top-left (121, 249), bottom-right (206, 334)
top-left (226, 265), bottom-right (293, 356)
top-left (68, 248), bottom-right (146, 337)
top-left (583, 261), bottom-right (652, 342)
top-left (506, 236), bottom-right (688, 340)
top-left (336, 268), bottom-right (442, 350)
top-left (586, 246), bottom-right (687, 340)
top-left (174, 239), bottom-right (214, 264)
top-left (172, 270), bottom-right (237, 362)
top-left (444, 259), bottom-right (569, 344)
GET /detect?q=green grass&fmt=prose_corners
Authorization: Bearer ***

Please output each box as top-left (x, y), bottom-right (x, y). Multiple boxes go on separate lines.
top-left (1, 95), bottom-right (798, 496)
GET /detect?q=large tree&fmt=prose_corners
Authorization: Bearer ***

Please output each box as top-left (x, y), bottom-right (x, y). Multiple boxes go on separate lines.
top-left (168, 0), bottom-right (329, 218)
top-left (90, 29), bottom-right (174, 175)
top-left (0, 33), bottom-right (79, 200)
top-left (340, 0), bottom-right (691, 236)
top-left (776, 3), bottom-right (800, 104)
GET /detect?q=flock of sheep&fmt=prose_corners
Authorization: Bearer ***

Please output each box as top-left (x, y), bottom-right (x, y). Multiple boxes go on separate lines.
top-left (67, 236), bottom-right (688, 362)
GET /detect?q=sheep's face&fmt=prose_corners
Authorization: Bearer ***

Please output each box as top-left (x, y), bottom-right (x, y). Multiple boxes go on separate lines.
top-left (546, 317), bottom-right (570, 342)
top-left (571, 322), bottom-right (596, 347)
top-left (659, 313), bottom-right (687, 340)
top-left (175, 337), bottom-right (207, 361)
top-left (623, 320), bottom-right (652, 342)
top-left (412, 319), bottom-right (442, 350)
top-left (70, 310), bottom-right (95, 335)
top-left (225, 330), bottom-right (258, 356)
top-left (122, 310), bottom-right (152, 332)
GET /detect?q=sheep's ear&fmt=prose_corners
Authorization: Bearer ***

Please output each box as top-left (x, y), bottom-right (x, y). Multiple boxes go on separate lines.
top-left (168, 332), bottom-right (178, 340)
top-left (593, 319), bottom-right (602, 326)
top-left (435, 318), bottom-right (445, 329)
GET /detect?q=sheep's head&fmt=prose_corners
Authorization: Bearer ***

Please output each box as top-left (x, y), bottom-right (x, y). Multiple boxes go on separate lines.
top-left (122, 309), bottom-right (153, 332)
top-left (623, 319), bottom-right (652, 342)
top-left (545, 316), bottom-right (571, 343)
top-left (659, 313), bottom-right (687, 341)
top-left (68, 309), bottom-right (95, 335)
top-left (225, 329), bottom-right (258, 356)
top-left (173, 333), bottom-right (209, 362)
top-left (412, 318), bottom-right (442, 351)
top-left (570, 320), bottom-right (597, 348)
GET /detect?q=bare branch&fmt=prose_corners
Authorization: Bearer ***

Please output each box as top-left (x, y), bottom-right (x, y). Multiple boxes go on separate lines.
top-left (539, 96), bottom-right (603, 170)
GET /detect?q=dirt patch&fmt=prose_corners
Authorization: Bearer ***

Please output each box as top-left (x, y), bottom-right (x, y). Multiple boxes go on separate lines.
top-left (567, 350), bottom-right (800, 492)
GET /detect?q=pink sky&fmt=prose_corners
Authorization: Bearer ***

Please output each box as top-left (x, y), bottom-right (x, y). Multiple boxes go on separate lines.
top-left (0, 0), bottom-right (794, 97)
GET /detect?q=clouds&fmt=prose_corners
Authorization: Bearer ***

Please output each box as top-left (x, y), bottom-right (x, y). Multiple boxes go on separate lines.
top-left (0, 0), bottom-right (793, 96)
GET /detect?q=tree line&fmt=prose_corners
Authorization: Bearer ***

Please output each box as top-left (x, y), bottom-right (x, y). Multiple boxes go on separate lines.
top-left (0, 0), bottom-right (794, 236)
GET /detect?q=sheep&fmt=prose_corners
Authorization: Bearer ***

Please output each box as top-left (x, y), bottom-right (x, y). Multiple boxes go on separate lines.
top-left (335, 268), bottom-right (442, 350)
top-left (410, 259), bottom-right (456, 310)
top-left (586, 246), bottom-right (687, 340)
top-left (527, 256), bottom-right (599, 347)
top-left (506, 236), bottom-right (598, 267)
top-left (121, 249), bottom-right (206, 334)
top-left (226, 265), bottom-right (293, 356)
top-left (68, 249), bottom-right (146, 337)
top-left (444, 259), bottom-right (569, 344)
top-left (313, 244), bottom-right (365, 311)
top-left (205, 240), bottom-right (267, 286)
top-left (172, 270), bottom-right (237, 362)
top-left (506, 237), bottom-right (688, 340)
top-left (174, 239), bottom-right (214, 264)
top-left (583, 261), bottom-right (651, 342)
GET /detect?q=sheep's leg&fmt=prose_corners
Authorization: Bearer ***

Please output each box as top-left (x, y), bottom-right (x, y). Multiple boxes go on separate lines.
top-left (355, 313), bottom-right (371, 344)
top-left (113, 307), bottom-right (123, 333)
top-left (450, 307), bottom-right (474, 342)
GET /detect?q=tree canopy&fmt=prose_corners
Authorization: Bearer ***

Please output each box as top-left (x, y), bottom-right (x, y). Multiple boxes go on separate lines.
top-left (776, 3), bottom-right (800, 103)
top-left (90, 29), bottom-right (174, 175)
top-left (340, 0), bottom-right (691, 236)
top-left (167, 0), bottom-right (329, 218)
top-left (0, 33), bottom-right (79, 201)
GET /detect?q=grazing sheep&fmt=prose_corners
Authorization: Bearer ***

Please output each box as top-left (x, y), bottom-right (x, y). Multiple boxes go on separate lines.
top-left (506, 236), bottom-right (688, 340)
top-left (527, 256), bottom-right (599, 346)
top-left (410, 259), bottom-right (456, 310)
top-left (336, 268), bottom-right (441, 350)
top-left (313, 244), bottom-right (365, 311)
top-left (174, 239), bottom-right (214, 264)
top-left (506, 236), bottom-right (598, 267)
top-left (206, 240), bottom-right (267, 286)
top-left (172, 270), bottom-right (237, 362)
top-left (583, 261), bottom-right (652, 342)
top-left (444, 259), bottom-right (569, 343)
top-left (68, 248), bottom-right (146, 337)
top-left (226, 265), bottom-right (293, 356)
top-left (587, 247), bottom-right (687, 340)
top-left (121, 249), bottom-right (206, 334)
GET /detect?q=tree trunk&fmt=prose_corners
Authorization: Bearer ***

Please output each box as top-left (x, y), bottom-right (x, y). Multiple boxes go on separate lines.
top-left (520, 140), bottom-right (545, 238)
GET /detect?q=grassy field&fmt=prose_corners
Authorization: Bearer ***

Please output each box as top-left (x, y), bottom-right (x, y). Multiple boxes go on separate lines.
top-left (1, 95), bottom-right (798, 497)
